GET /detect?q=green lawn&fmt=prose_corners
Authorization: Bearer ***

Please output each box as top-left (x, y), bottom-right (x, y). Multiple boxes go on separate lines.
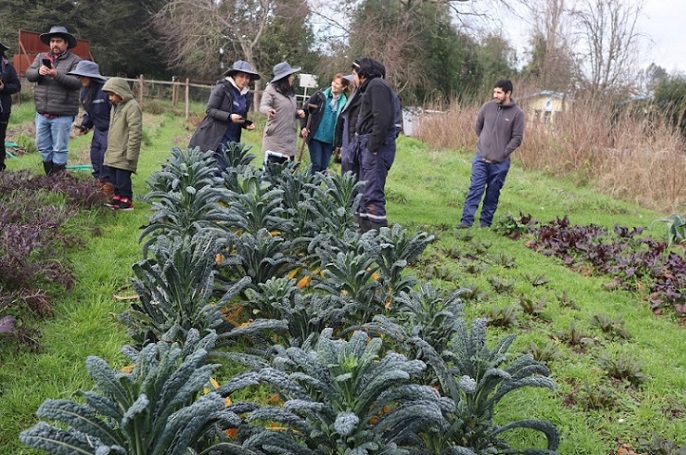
top-left (1, 106), bottom-right (685, 455)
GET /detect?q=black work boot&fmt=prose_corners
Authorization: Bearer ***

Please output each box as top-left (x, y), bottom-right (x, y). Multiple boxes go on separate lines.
top-left (358, 218), bottom-right (372, 233)
top-left (43, 161), bottom-right (54, 175)
top-left (52, 162), bottom-right (66, 175)
top-left (368, 220), bottom-right (388, 233)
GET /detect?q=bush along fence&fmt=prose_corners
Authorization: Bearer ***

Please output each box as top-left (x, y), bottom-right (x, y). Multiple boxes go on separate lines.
top-left (20, 144), bottom-right (561, 455)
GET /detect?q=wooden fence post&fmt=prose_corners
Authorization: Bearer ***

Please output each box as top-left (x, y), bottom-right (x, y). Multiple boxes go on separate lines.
top-left (185, 78), bottom-right (190, 122)
top-left (172, 79), bottom-right (178, 108)
top-left (138, 74), bottom-right (144, 107)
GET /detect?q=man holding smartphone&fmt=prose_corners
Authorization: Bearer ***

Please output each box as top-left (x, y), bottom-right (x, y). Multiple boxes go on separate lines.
top-left (26, 26), bottom-right (82, 175)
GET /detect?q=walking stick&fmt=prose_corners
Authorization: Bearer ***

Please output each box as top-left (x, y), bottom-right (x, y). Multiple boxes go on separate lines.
top-left (296, 103), bottom-right (319, 162)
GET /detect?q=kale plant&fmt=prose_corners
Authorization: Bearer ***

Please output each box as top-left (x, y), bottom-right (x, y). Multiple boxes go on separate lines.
top-left (221, 329), bottom-right (449, 455)
top-left (20, 329), bottom-right (242, 455)
top-left (139, 146), bottom-right (237, 253)
top-left (412, 318), bottom-right (560, 455)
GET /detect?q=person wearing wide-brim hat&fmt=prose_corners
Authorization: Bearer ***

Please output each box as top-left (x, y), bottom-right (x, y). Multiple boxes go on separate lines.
top-left (224, 59), bottom-right (261, 81)
top-left (0, 42), bottom-right (21, 172)
top-left (25, 25), bottom-right (82, 175)
top-left (40, 25), bottom-right (78, 49)
top-left (189, 60), bottom-right (261, 170)
top-left (68, 60), bottom-right (113, 187)
top-left (259, 61), bottom-right (305, 158)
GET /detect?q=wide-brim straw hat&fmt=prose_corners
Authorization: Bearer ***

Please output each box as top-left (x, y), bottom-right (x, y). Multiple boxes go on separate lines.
top-left (270, 61), bottom-right (301, 83)
top-left (40, 26), bottom-right (78, 49)
top-left (67, 60), bottom-right (107, 82)
top-left (224, 60), bottom-right (261, 81)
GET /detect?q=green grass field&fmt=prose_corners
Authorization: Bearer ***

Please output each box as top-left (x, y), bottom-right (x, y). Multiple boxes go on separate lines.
top-left (1, 104), bottom-right (685, 455)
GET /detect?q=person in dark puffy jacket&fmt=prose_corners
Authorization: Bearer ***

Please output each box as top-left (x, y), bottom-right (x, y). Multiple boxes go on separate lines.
top-left (25, 26), bottom-right (82, 175)
top-left (0, 42), bottom-right (21, 172)
top-left (188, 60), bottom-right (259, 171)
top-left (68, 60), bottom-right (111, 188)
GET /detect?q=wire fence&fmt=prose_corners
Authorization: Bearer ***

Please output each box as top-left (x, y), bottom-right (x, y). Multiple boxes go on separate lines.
top-left (16, 75), bottom-right (314, 122)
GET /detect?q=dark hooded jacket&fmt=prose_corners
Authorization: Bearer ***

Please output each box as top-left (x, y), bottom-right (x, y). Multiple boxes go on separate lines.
top-left (102, 78), bottom-right (142, 172)
top-left (80, 81), bottom-right (111, 132)
top-left (0, 56), bottom-right (21, 114)
top-left (355, 76), bottom-right (395, 153)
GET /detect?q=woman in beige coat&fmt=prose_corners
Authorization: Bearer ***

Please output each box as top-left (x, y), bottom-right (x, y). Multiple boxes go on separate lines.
top-left (259, 61), bottom-right (305, 159)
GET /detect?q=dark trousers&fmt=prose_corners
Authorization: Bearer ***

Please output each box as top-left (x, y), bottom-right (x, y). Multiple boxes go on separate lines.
top-left (107, 166), bottom-right (133, 200)
top-left (90, 129), bottom-right (110, 182)
top-left (0, 112), bottom-right (9, 170)
top-left (357, 132), bottom-right (396, 225)
top-left (461, 155), bottom-right (511, 227)
top-left (308, 139), bottom-right (334, 174)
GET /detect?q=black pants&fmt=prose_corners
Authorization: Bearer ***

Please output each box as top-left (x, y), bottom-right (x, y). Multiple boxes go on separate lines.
top-left (107, 166), bottom-right (133, 200)
top-left (0, 112), bottom-right (9, 169)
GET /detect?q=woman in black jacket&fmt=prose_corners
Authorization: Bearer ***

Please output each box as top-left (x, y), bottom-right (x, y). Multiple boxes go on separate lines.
top-left (0, 42), bottom-right (21, 172)
top-left (189, 60), bottom-right (260, 171)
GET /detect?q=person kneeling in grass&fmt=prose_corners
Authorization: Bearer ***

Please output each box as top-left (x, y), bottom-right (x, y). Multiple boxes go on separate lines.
top-left (102, 77), bottom-right (142, 211)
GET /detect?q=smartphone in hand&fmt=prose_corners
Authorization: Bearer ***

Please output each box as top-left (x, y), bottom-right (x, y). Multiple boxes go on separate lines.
top-left (243, 119), bottom-right (253, 126)
top-left (42, 58), bottom-right (52, 68)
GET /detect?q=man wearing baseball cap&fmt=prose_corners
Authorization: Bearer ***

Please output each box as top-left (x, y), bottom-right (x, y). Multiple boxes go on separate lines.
top-left (26, 25), bottom-right (82, 175)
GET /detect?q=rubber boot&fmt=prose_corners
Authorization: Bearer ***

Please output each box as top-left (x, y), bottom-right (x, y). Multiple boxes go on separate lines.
top-left (368, 220), bottom-right (388, 234)
top-left (0, 162), bottom-right (6, 172)
top-left (359, 217), bottom-right (372, 233)
top-left (52, 162), bottom-right (66, 175)
top-left (43, 161), bottom-right (54, 175)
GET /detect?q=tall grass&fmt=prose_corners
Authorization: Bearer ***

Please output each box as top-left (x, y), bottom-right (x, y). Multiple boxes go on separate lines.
top-left (415, 95), bottom-right (686, 212)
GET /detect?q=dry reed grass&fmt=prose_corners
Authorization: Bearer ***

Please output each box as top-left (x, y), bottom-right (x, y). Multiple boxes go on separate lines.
top-left (415, 96), bottom-right (686, 213)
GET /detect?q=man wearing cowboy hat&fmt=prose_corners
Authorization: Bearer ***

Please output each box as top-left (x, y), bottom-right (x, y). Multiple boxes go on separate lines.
top-left (68, 60), bottom-right (111, 186)
top-left (0, 41), bottom-right (21, 172)
top-left (26, 25), bottom-right (82, 175)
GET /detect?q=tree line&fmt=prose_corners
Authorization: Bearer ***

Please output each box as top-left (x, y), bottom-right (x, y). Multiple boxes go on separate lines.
top-left (2, 0), bottom-right (686, 111)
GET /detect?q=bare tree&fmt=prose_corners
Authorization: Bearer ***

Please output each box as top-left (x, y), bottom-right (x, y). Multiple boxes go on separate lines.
top-left (524, 0), bottom-right (576, 92)
top-left (569, 0), bottom-right (644, 96)
top-left (152, 0), bottom-right (272, 82)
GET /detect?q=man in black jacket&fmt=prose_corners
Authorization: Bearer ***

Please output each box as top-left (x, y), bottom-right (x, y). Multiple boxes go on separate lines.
top-left (351, 57), bottom-right (397, 233)
top-left (0, 42), bottom-right (21, 172)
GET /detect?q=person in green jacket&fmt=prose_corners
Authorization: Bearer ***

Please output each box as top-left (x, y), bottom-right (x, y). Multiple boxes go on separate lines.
top-left (101, 77), bottom-right (142, 211)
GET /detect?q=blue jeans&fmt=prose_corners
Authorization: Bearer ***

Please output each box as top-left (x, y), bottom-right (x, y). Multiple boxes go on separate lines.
top-left (461, 155), bottom-right (511, 227)
top-left (35, 113), bottom-right (75, 165)
top-left (308, 139), bottom-right (333, 174)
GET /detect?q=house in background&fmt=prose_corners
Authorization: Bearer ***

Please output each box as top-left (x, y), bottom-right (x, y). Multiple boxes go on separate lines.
top-left (521, 90), bottom-right (570, 125)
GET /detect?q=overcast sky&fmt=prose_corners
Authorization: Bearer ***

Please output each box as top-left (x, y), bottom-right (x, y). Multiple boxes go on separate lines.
top-left (476, 0), bottom-right (684, 75)
top-left (639, 0), bottom-right (685, 73)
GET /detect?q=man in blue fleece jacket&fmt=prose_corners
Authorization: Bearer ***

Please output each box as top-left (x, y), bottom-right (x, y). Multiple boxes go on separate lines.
top-left (458, 79), bottom-right (525, 229)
